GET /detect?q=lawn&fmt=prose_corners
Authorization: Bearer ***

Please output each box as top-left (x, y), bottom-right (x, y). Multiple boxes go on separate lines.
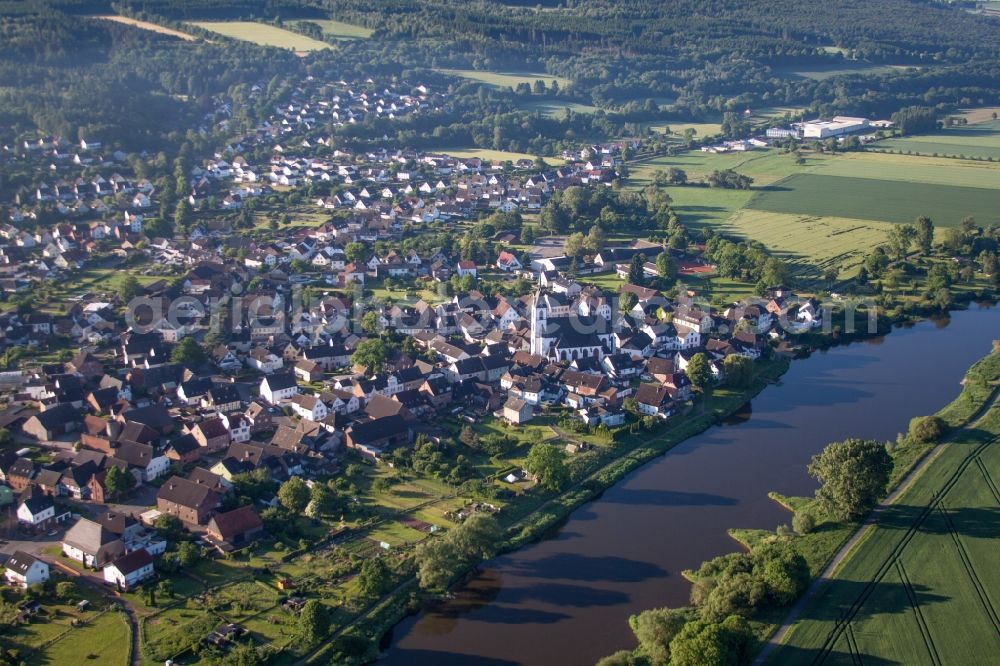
top-left (187, 21), bottom-right (332, 52)
top-left (437, 68), bottom-right (572, 90)
top-left (31, 609), bottom-right (130, 666)
top-left (871, 120), bottom-right (1000, 161)
top-left (289, 18), bottom-right (372, 40)
top-left (770, 393), bottom-right (1000, 664)
top-left (747, 174), bottom-right (1000, 226)
top-left (439, 147), bottom-right (558, 165)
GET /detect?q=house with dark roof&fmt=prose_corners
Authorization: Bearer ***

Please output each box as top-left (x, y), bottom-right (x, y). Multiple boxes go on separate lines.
top-left (157, 476), bottom-right (221, 525)
top-left (4, 551), bottom-right (50, 588)
top-left (62, 517), bottom-right (125, 567)
top-left (112, 441), bottom-right (170, 482)
top-left (260, 373), bottom-right (299, 404)
top-left (103, 548), bottom-right (154, 590)
top-left (345, 414), bottom-right (412, 460)
top-left (22, 403), bottom-right (81, 440)
top-left (205, 505), bottom-right (264, 551)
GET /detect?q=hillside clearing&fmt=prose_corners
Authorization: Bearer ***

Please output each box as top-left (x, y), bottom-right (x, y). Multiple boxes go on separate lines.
top-left (88, 14), bottom-right (197, 40)
top-left (188, 21), bottom-right (331, 52)
top-left (289, 18), bottom-right (372, 40)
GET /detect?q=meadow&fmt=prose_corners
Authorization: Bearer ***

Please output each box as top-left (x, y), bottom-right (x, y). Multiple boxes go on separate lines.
top-left (440, 147), bottom-right (558, 165)
top-left (773, 61), bottom-right (911, 81)
top-left (437, 69), bottom-right (572, 90)
top-left (747, 174), bottom-right (1000, 226)
top-left (521, 99), bottom-right (599, 118)
top-left (770, 397), bottom-right (1000, 665)
top-left (813, 151), bottom-right (1000, 189)
top-left (187, 21), bottom-right (331, 52)
top-left (290, 18), bottom-right (372, 40)
top-left (628, 149), bottom-right (815, 188)
top-left (871, 121), bottom-right (1000, 160)
top-left (643, 120), bottom-right (723, 137)
top-left (719, 210), bottom-right (894, 279)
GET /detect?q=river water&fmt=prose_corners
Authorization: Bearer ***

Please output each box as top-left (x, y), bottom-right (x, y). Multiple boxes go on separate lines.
top-left (382, 304), bottom-right (1000, 666)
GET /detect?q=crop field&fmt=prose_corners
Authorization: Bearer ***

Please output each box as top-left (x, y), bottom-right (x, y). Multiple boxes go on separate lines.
top-left (188, 21), bottom-right (331, 52)
top-left (440, 147), bottom-right (558, 165)
top-left (770, 401), bottom-right (1000, 665)
top-left (644, 120), bottom-right (723, 137)
top-left (719, 210), bottom-right (894, 279)
top-left (437, 69), bottom-right (572, 89)
top-left (290, 18), bottom-right (372, 40)
top-left (521, 99), bottom-right (599, 118)
top-left (629, 149), bottom-right (817, 188)
top-left (871, 120), bottom-right (1000, 160)
top-left (747, 174), bottom-right (1000, 226)
top-left (89, 15), bottom-right (197, 40)
top-left (814, 151), bottom-right (1000, 190)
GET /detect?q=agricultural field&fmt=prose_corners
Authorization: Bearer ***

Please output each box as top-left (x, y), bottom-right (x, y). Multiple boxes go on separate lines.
top-left (437, 69), bottom-right (572, 90)
top-left (813, 151), bottom-right (1000, 189)
top-left (289, 18), bottom-right (372, 40)
top-left (871, 120), bottom-right (1000, 160)
top-left (719, 210), bottom-right (894, 279)
top-left (629, 149), bottom-right (818, 188)
top-left (644, 120), bottom-right (723, 137)
top-left (747, 174), bottom-right (1000, 226)
top-left (770, 401), bottom-right (1000, 665)
top-left (521, 99), bottom-right (599, 118)
top-left (89, 14), bottom-right (197, 40)
top-left (187, 21), bottom-right (331, 52)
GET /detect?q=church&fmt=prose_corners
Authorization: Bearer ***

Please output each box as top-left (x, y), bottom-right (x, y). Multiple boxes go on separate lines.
top-left (530, 289), bottom-right (616, 362)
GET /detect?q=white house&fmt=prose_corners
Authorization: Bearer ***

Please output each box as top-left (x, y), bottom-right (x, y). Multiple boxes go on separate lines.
top-left (260, 373), bottom-right (299, 404)
top-left (246, 348), bottom-right (283, 373)
top-left (103, 548), bottom-right (155, 591)
top-left (4, 551), bottom-right (50, 588)
top-left (288, 394), bottom-right (328, 421)
top-left (17, 495), bottom-right (55, 526)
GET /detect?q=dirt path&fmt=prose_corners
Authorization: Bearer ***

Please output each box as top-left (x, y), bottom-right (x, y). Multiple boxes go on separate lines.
top-left (753, 384), bottom-right (1000, 665)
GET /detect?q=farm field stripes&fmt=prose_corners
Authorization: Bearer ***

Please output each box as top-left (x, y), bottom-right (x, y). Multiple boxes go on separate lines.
top-left (187, 21), bottom-right (332, 52)
top-left (717, 210), bottom-right (893, 278)
top-left (871, 120), bottom-right (1000, 160)
top-left (746, 174), bottom-right (1000, 226)
top-left (813, 152), bottom-right (1000, 190)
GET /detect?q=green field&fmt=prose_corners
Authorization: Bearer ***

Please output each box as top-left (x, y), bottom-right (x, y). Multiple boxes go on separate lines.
top-left (774, 61), bottom-right (911, 81)
top-left (438, 68), bottom-right (572, 89)
top-left (872, 121), bottom-right (1000, 160)
top-left (441, 147), bottom-right (558, 165)
top-left (747, 174), bottom-right (1000, 226)
top-left (188, 21), bottom-right (332, 51)
top-left (31, 610), bottom-right (131, 666)
top-left (644, 120), bottom-right (724, 137)
top-left (521, 99), bottom-right (599, 118)
top-left (629, 149), bottom-right (816, 187)
top-left (771, 391), bottom-right (1000, 665)
top-left (815, 151), bottom-right (1000, 189)
top-left (290, 18), bottom-right (372, 40)
top-left (719, 210), bottom-right (894, 278)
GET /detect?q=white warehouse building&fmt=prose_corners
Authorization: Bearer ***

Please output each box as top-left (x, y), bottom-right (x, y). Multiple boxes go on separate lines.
top-left (799, 116), bottom-right (870, 139)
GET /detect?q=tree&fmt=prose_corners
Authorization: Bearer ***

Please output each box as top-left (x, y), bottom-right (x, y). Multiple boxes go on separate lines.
top-left (916, 216), bottom-right (934, 254)
top-left (656, 252), bottom-right (677, 282)
top-left (156, 580), bottom-right (174, 600)
top-left (155, 514), bottom-right (184, 542)
top-left (55, 581), bottom-right (76, 600)
top-left (119, 274), bottom-right (142, 304)
top-left (525, 443), bottom-right (569, 491)
top-left (356, 558), bottom-right (392, 598)
top-left (308, 483), bottom-right (341, 518)
top-left (722, 355), bottom-right (753, 388)
top-left (171, 337), bottom-right (206, 367)
top-left (176, 541), bottom-right (201, 568)
top-left (414, 538), bottom-right (459, 590)
top-left (686, 353), bottom-right (712, 398)
top-left (351, 338), bottom-right (388, 370)
top-left (628, 607), bottom-right (690, 665)
top-left (104, 464), bottom-right (136, 499)
top-left (670, 617), bottom-right (747, 666)
top-left (808, 439), bottom-right (892, 521)
top-left (298, 599), bottom-right (329, 644)
top-left (361, 310), bottom-right (381, 336)
top-left (886, 224), bottom-right (918, 261)
top-left (278, 477), bottom-right (310, 514)
top-left (908, 415), bottom-right (947, 444)
top-left (627, 253), bottom-right (646, 285)
top-left (449, 513), bottom-right (500, 562)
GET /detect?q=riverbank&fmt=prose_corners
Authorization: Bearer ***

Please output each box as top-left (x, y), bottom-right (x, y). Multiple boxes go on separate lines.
top-left (347, 306), bottom-right (997, 665)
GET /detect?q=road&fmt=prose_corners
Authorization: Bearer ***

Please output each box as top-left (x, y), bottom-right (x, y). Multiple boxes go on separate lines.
top-left (753, 383), bottom-right (1000, 665)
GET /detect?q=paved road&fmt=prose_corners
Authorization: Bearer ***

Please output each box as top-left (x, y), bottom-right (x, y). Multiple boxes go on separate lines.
top-left (753, 384), bottom-right (1000, 665)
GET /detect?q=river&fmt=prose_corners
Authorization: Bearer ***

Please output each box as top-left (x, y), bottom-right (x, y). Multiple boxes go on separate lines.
top-left (382, 304), bottom-right (1000, 666)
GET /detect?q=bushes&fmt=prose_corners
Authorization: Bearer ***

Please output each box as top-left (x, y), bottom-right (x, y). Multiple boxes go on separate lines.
top-left (907, 415), bottom-right (948, 444)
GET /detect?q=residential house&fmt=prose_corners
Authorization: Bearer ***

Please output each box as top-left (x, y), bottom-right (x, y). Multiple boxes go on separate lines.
top-left (103, 549), bottom-right (155, 591)
top-left (4, 551), bottom-right (50, 589)
top-left (156, 476), bottom-right (222, 525)
top-left (205, 505), bottom-right (264, 551)
top-left (62, 517), bottom-right (126, 568)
